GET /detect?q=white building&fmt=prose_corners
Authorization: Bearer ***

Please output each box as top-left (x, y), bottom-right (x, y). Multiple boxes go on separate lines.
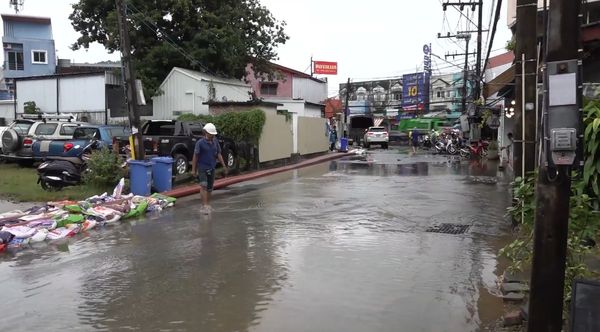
top-left (152, 67), bottom-right (251, 119)
top-left (15, 71), bottom-right (125, 124)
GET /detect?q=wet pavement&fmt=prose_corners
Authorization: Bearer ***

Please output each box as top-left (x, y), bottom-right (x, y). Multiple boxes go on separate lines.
top-left (0, 148), bottom-right (513, 332)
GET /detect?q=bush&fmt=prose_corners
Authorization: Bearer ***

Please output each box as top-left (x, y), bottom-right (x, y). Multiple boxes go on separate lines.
top-left (83, 148), bottom-right (126, 187)
top-left (177, 109), bottom-right (266, 144)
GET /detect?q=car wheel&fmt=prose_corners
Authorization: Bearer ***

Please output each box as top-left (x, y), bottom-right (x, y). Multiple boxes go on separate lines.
top-left (222, 147), bottom-right (238, 171)
top-left (383, 143), bottom-right (388, 149)
top-left (173, 153), bottom-right (188, 176)
top-left (2, 129), bottom-right (19, 153)
top-left (364, 142), bottom-right (369, 149)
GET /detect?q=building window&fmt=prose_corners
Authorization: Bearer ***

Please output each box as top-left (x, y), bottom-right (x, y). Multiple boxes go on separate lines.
top-left (31, 50), bottom-right (47, 64)
top-left (436, 91), bottom-right (441, 98)
top-left (260, 82), bottom-right (278, 95)
top-left (7, 51), bottom-right (23, 70)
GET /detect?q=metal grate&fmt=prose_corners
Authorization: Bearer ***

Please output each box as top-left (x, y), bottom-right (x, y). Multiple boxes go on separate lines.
top-left (426, 223), bottom-right (470, 234)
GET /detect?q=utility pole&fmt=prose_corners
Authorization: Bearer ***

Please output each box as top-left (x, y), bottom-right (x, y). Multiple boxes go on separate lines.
top-left (528, 0), bottom-right (581, 330)
top-left (343, 77), bottom-right (351, 138)
top-left (475, 0), bottom-right (483, 99)
top-left (115, 0), bottom-right (144, 160)
top-left (513, 0), bottom-right (537, 178)
top-left (441, 33), bottom-right (475, 114)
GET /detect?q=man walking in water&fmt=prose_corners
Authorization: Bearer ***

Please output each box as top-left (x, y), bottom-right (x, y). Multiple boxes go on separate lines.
top-left (192, 123), bottom-right (228, 214)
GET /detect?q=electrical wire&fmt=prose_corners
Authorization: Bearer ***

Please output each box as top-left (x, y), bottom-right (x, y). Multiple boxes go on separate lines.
top-left (482, 0), bottom-right (504, 74)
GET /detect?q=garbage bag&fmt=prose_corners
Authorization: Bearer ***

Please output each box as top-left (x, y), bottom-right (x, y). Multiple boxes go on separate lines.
top-left (113, 178), bottom-right (125, 199)
top-left (30, 229), bottom-right (48, 242)
top-left (56, 214), bottom-right (85, 228)
top-left (46, 228), bottom-right (75, 241)
top-left (122, 201), bottom-right (148, 220)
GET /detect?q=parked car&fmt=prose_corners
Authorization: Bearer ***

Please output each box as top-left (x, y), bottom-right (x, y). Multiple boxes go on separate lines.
top-left (32, 125), bottom-right (131, 160)
top-left (0, 126), bottom-right (7, 157)
top-left (114, 120), bottom-right (238, 175)
top-left (363, 126), bottom-right (389, 149)
top-left (1, 114), bottom-right (84, 166)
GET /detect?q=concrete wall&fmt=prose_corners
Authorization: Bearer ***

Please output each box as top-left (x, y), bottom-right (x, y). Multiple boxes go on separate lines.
top-left (297, 116), bottom-right (328, 155)
top-left (258, 112), bottom-right (293, 163)
top-left (245, 63), bottom-right (293, 100)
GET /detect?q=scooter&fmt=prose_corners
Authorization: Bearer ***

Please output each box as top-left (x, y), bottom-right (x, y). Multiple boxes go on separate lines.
top-left (459, 140), bottom-right (489, 159)
top-left (37, 158), bottom-right (86, 191)
top-left (36, 141), bottom-right (96, 191)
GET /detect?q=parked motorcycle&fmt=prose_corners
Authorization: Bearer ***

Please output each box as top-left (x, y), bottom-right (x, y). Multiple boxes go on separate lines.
top-left (460, 140), bottom-right (489, 159)
top-left (36, 141), bottom-right (97, 191)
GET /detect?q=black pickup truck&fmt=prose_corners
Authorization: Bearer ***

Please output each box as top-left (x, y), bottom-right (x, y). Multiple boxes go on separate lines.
top-left (115, 120), bottom-right (238, 175)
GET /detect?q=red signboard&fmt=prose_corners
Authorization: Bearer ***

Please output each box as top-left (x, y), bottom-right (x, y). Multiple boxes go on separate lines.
top-left (313, 61), bottom-right (338, 75)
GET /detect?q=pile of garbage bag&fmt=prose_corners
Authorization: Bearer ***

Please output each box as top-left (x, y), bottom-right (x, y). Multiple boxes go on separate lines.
top-left (0, 178), bottom-right (176, 253)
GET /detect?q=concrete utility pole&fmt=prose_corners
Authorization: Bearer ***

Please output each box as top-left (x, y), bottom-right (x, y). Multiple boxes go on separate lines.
top-left (442, 33), bottom-right (475, 114)
top-left (513, 0), bottom-right (537, 178)
top-left (115, 0), bottom-right (144, 160)
top-left (343, 77), bottom-right (351, 138)
top-left (475, 0), bottom-right (483, 99)
top-left (527, 0), bottom-right (581, 331)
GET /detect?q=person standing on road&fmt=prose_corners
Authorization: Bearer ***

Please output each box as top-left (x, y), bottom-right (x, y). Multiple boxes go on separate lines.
top-left (410, 127), bottom-right (420, 154)
top-left (329, 125), bottom-right (338, 151)
top-left (192, 123), bottom-right (228, 214)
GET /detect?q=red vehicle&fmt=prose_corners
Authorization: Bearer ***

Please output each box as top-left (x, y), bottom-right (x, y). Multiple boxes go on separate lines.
top-left (460, 140), bottom-right (488, 158)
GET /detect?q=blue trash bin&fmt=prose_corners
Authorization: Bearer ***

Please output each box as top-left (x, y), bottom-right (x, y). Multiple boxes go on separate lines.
top-left (340, 137), bottom-right (348, 152)
top-left (128, 160), bottom-right (154, 196)
top-left (151, 157), bottom-right (173, 192)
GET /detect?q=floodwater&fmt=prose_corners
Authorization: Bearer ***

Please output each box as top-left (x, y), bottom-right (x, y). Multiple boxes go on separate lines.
top-left (0, 149), bottom-right (513, 332)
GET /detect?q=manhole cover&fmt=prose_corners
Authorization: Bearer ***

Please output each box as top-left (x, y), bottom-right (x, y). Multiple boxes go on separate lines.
top-left (426, 223), bottom-right (470, 234)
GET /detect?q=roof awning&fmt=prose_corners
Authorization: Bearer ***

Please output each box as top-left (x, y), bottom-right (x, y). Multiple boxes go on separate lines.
top-left (483, 65), bottom-right (515, 99)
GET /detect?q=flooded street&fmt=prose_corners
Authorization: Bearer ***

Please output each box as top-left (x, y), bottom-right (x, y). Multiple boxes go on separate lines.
top-left (0, 149), bottom-right (514, 332)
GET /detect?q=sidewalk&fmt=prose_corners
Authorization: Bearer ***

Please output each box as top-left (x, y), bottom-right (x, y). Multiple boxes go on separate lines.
top-left (164, 152), bottom-right (347, 198)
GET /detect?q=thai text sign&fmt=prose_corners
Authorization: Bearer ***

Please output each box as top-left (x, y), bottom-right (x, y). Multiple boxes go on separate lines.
top-left (313, 61), bottom-right (338, 75)
top-left (402, 72), bottom-right (429, 110)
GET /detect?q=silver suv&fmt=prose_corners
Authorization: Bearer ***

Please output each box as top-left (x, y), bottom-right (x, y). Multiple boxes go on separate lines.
top-left (363, 126), bottom-right (389, 149)
top-left (1, 114), bottom-right (84, 166)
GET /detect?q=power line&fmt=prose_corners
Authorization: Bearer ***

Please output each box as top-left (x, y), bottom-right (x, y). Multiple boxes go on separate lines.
top-left (482, 0), bottom-right (504, 74)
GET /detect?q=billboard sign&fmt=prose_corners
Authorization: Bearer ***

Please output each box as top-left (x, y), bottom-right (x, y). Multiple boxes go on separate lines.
top-left (313, 61), bottom-right (338, 75)
top-left (402, 72), bottom-right (429, 111)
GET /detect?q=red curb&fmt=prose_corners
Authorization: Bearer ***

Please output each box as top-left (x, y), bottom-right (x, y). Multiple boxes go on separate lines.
top-left (164, 152), bottom-right (347, 198)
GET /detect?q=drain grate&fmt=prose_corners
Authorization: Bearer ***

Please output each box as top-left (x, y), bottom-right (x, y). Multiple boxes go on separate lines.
top-left (426, 223), bottom-right (470, 234)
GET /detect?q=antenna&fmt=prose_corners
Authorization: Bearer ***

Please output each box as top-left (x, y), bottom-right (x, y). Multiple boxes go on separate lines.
top-left (9, 0), bottom-right (24, 13)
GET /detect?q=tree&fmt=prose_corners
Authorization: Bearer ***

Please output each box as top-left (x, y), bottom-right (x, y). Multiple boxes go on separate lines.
top-left (24, 101), bottom-right (40, 114)
top-left (69, 0), bottom-right (289, 96)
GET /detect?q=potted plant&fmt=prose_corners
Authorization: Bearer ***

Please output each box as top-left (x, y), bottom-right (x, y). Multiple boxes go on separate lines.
top-left (487, 140), bottom-right (499, 160)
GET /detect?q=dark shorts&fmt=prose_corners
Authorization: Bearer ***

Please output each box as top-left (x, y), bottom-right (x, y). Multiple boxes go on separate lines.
top-left (411, 140), bottom-right (419, 147)
top-left (198, 168), bottom-right (216, 192)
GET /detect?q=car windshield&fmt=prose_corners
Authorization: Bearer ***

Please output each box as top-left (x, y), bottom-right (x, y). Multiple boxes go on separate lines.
top-left (108, 127), bottom-right (131, 138)
top-left (144, 122), bottom-right (176, 135)
top-left (369, 127), bottom-right (386, 132)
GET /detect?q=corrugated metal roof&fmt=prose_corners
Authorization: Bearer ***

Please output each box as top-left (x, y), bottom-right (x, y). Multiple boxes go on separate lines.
top-left (171, 67), bottom-right (250, 88)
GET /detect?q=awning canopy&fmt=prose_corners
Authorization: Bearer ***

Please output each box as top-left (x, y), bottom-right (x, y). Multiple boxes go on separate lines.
top-left (483, 65), bottom-right (515, 99)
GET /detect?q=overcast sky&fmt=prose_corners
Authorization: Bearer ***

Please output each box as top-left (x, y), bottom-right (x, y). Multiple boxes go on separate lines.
top-left (3, 0), bottom-right (512, 97)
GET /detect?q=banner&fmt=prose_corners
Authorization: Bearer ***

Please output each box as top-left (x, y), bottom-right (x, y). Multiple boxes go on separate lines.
top-left (313, 61), bottom-right (338, 75)
top-left (402, 72), bottom-right (429, 111)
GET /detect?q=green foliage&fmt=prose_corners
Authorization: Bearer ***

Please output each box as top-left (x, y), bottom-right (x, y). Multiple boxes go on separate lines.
top-left (83, 148), bottom-right (126, 187)
top-left (506, 37), bottom-right (516, 52)
top-left (177, 109), bottom-right (266, 144)
top-left (69, 0), bottom-right (289, 96)
top-left (582, 99), bottom-right (600, 201)
top-left (24, 101), bottom-right (40, 114)
top-left (500, 98), bottom-right (600, 310)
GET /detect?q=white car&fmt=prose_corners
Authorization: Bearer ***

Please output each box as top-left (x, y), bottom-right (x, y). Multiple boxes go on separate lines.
top-left (363, 126), bottom-right (389, 149)
top-left (1, 114), bottom-right (84, 166)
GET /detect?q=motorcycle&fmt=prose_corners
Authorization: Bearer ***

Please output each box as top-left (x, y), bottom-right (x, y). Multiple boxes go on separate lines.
top-left (36, 141), bottom-right (97, 191)
top-left (459, 140), bottom-right (489, 159)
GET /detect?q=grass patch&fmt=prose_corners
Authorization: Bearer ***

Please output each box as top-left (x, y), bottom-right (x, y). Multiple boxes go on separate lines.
top-left (0, 163), bottom-right (112, 203)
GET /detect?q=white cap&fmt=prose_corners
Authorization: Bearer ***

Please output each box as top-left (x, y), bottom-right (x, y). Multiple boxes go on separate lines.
top-left (203, 123), bottom-right (217, 135)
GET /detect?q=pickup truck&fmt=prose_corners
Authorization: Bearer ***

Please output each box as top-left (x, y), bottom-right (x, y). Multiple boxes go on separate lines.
top-left (114, 120), bottom-right (238, 175)
top-left (32, 125), bottom-right (131, 160)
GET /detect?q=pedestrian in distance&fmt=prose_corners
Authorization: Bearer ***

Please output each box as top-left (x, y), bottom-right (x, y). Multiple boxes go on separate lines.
top-left (329, 125), bottom-right (338, 151)
top-left (410, 127), bottom-right (420, 154)
top-left (192, 123), bottom-right (228, 215)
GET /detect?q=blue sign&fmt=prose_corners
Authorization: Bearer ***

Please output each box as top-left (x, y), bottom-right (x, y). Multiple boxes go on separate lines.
top-left (402, 72), bottom-right (430, 111)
